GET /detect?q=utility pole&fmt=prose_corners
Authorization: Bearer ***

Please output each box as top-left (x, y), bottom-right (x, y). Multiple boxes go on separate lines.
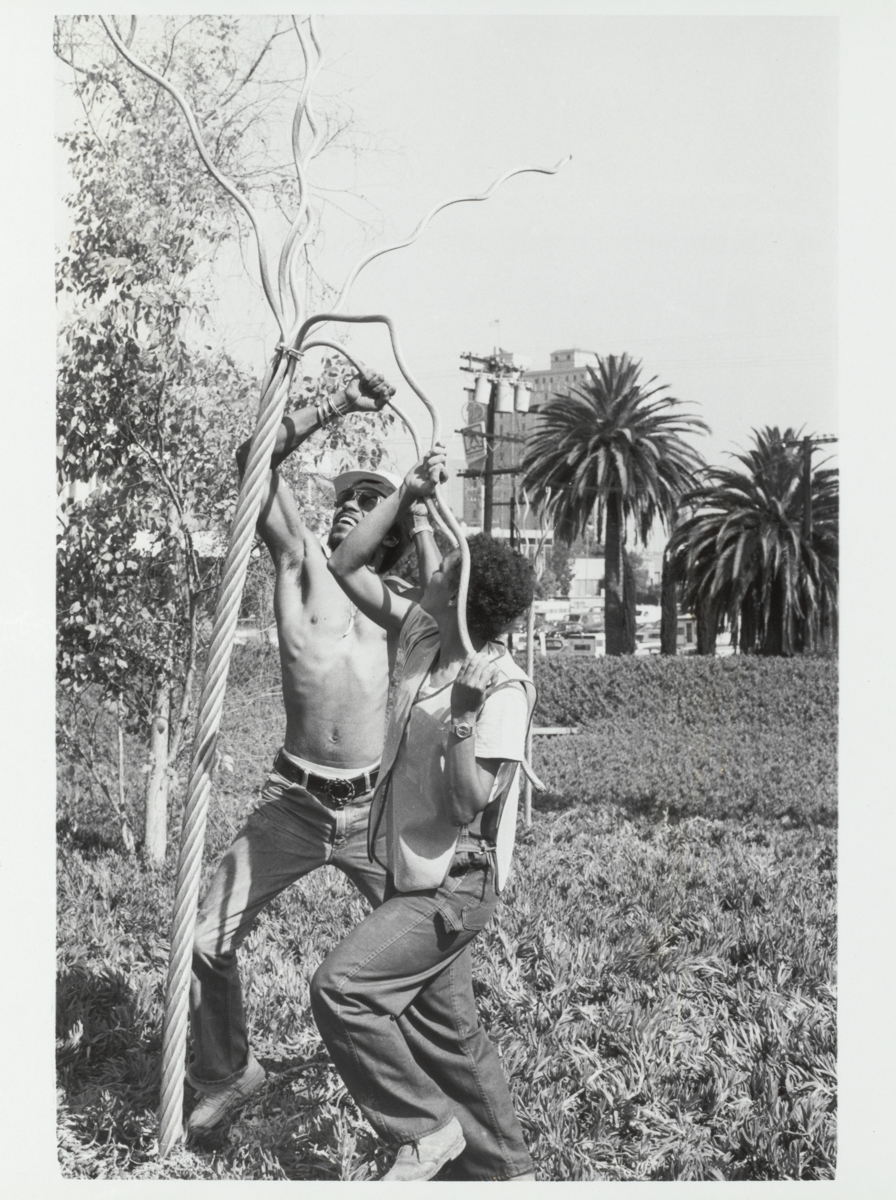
top-left (783, 434), bottom-right (838, 543)
top-left (783, 433), bottom-right (837, 653)
top-left (459, 351), bottom-right (529, 536)
top-left (483, 389), bottom-right (496, 535)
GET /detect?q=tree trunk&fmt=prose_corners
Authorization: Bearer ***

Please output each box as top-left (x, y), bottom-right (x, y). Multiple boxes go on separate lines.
top-left (116, 699), bottom-right (136, 855)
top-left (696, 592), bottom-right (718, 655)
top-left (523, 600), bottom-right (535, 828)
top-left (622, 547), bottom-right (637, 654)
top-left (739, 597), bottom-right (758, 654)
top-left (761, 575), bottom-right (791, 656)
top-left (604, 493), bottom-right (626, 656)
top-left (660, 546), bottom-right (678, 655)
top-left (145, 679), bottom-right (170, 865)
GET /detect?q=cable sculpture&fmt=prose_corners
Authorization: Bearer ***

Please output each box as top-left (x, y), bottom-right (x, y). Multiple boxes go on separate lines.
top-left (100, 14), bottom-right (564, 1152)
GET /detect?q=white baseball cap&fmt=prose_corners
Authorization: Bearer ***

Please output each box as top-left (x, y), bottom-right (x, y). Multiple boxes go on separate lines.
top-left (331, 467), bottom-right (403, 498)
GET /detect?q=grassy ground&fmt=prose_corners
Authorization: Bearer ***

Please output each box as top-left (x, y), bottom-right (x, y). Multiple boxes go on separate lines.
top-left (56, 652), bottom-right (837, 1180)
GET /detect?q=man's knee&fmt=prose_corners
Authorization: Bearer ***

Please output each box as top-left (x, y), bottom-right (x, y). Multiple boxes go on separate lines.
top-left (193, 904), bottom-right (232, 961)
top-left (310, 949), bottom-right (360, 1025)
top-left (309, 956), bottom-right (338, 1015)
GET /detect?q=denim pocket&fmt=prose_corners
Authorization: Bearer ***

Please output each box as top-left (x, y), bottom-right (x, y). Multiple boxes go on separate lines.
top-left (460, 892), bottom-right (494, 932)
top-left (439, 862), bottom-right (497, 933)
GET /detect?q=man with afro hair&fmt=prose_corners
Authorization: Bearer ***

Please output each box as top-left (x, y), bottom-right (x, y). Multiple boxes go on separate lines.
top-left (315, 443), bottom-right (538, 1182)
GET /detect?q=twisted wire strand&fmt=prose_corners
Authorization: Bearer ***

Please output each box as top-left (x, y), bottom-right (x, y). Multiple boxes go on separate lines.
top-left (99, 16), bottom-right (287, 342)
top-left (330, 156), bottom-right (572, 315)
top-left (301, 338), bottom-right (455, 547)
top-left (97, 15), bottom-right (306, 1152)
top-left (294, 313), bottom-right (475, 651)
top-left (157, 359), bottom-right (295, 1149)
top-left (289, 158), bottom-right (574, 553)
top-left (278, 19), bottom-right (324, 321)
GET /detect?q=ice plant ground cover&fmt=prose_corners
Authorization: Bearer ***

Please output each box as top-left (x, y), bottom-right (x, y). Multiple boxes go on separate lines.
top-left (56, 650), bottom-right (836, 1179)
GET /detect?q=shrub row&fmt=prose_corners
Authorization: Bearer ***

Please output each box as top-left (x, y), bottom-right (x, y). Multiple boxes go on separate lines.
top-left (227, 634), bottom-right (839, 735)
top-left (533, 719), bottom-right (836, 828)
top-left (532, 654), bottom-right (838, 731)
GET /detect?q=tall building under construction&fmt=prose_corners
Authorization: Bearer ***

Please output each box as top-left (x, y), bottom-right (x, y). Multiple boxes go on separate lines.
top-left (461, 348), bottom-right (599, 549)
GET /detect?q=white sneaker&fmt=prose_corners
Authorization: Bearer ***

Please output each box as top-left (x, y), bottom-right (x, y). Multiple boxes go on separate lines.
top-left (186, 1054), bottom-right (266, 1134)
top-left (381, 1116), bottom-right (466, 1181)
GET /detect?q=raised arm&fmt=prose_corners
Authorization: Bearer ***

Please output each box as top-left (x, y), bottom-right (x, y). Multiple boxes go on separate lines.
top-left (235, 370), bottom-right (397, 476)
top-left (235, 370), bottom-right (396, 565)
top-left (407, 500), bottom-right (441, 591)
top-left (329, 444), bottom-right (447, 632)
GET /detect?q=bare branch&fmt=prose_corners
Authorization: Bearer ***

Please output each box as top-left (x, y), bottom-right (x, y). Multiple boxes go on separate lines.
top-left (217, 27), bottom-right (287, 109)
top-left (99, 15), bottom-right (286, 339)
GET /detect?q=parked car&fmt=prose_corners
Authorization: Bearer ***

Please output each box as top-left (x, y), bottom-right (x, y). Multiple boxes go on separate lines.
top-left (511, 630), bottom-right (567, 654)
top-left (568, 631), bottom-right (606, 657)
top-left (634, 637), bottom-right (662, 656)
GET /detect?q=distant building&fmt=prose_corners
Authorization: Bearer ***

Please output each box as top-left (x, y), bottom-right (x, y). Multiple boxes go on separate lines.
top-left (461, 348), bottom-right (601, 556)
top-left (522, 348), bottom-right (599, 406)
top-left (571, 555), bottom-right (604, 599)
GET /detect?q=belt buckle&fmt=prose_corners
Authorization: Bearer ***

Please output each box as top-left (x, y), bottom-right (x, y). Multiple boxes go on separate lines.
top-left (325, 777), bottom-right (356, 807)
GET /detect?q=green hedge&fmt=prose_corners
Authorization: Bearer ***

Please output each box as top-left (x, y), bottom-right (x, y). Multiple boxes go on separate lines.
top-left (230, 640), bottom-right (839, 732)
top-left (530, 656), bottom-right (837, 827)
top-left (532, 654), bottom-right (837, 729)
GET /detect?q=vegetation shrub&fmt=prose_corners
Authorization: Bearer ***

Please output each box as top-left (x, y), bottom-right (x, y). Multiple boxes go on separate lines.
top-left (529, 656), bottom-right (836, 828)
top-left (56, 802), bottom-right (836, 1180)
top-left (534, 717), bottom-right (835, 827)
top-left (533, 655), bottom-right (838, 731)
top-left (55, 651), bottom-right (837, 1180)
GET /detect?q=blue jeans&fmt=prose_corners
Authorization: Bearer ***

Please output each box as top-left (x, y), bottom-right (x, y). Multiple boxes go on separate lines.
top-left (190, 769), bottom-right (385, 1088)
top-left (310, 851), bottom-right (533, 1181)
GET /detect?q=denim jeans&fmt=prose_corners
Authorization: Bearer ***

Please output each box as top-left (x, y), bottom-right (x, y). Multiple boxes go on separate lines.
top-left (310, 851), bottom-right (533, 1181)
top-left (189, 769), bottom-right (385, 1089)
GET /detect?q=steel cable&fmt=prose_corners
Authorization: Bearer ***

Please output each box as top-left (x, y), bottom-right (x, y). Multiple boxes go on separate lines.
top-left (100, 16), bottom-right (556, 1154)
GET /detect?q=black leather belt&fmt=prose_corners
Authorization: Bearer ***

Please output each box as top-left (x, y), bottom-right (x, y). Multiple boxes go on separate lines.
top-left (273, 750), bottom-right (378, 808)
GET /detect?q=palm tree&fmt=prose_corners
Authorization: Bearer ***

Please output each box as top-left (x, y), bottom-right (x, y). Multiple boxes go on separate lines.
top-left (668, 427), bottom-right (838, 656)
top-left (521, 354), bottom-right (708, 655)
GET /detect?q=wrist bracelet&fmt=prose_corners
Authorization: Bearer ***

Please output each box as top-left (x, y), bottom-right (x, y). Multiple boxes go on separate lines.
top-left (325, 394), bottom-right (346, 422)
top-left (316, 401), bottom-right (333, 429)
top-left (411, 515), bottom-right (433, 536)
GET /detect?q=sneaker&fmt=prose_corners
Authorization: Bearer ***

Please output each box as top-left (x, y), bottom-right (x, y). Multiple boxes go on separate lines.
top-left (186, 1054), bottom-right (266, 1135)
top-left (381, 1116), bottom-right (466, 1181)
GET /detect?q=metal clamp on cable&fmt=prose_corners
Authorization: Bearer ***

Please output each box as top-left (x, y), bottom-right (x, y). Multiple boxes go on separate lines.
top-left (277, 343), bottom-right (305, 364)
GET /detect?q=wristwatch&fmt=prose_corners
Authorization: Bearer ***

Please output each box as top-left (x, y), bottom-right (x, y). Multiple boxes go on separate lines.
top-left (451, 721), bottom-right (474, 739)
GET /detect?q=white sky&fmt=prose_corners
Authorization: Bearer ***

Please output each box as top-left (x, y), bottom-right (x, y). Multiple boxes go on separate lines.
top-left (199, 14), bottom-right (839, 513)
top-left (4, 4), bottom-right (896, 1197)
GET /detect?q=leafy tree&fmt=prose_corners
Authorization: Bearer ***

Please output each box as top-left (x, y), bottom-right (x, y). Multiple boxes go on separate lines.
top-left (521, 354), bottom-right (708, 654)
top-left (535, 538), bottom-right (575, 600)
top-left (56, 17), bottom-right (393, 860)
top-left (627, 548), bottom-right (660, 604)
top-left (668, 427), bottom-right (838, 657)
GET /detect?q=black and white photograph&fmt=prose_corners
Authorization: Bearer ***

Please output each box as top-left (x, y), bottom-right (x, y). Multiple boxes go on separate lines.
top-left (2, 2), bottom-right (894, 1193)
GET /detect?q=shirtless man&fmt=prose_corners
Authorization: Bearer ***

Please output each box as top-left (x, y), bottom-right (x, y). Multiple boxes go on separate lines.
top-left (187, 368), bottom-right (438, 1134)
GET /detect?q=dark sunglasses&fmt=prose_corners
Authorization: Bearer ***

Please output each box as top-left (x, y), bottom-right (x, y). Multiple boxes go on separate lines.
top-left (335, 487), bottom-right (386, 512)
